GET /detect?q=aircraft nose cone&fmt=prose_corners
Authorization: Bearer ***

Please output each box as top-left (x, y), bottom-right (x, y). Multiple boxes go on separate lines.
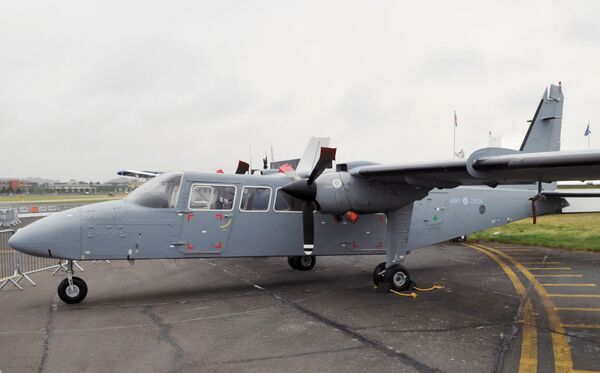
top-left (281, 180), bottom-right (317, 201)
top-left (9, 209), bottom-right (81, 259)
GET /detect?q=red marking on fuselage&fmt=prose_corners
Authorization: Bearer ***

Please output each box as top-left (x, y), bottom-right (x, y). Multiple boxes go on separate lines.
top-left (377, 216), bottom-right (386, 224)
top-left (186, 242), bottom-right (194, 250)
top-left (352, 241), bottom-right (359, 248)
top-left (187, 213), bottom-right (195, 222)
top-left (376, 241), bottom-right (383, 248)
top-left (214, 242), bottom-right (223, 249)
top-left (216, 213), bottom-right (223, 221)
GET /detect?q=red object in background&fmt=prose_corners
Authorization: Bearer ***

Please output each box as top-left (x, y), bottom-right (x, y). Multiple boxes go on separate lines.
top-left (344, 210), bottom-right (359, 224)
top-left (9, 180), bottom-right (20, 191)
top-left (30, 206), bottom-right (39, 213)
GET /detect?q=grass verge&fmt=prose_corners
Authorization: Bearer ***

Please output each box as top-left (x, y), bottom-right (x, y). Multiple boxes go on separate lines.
top-left (470, 213), bottom-right (600, 252)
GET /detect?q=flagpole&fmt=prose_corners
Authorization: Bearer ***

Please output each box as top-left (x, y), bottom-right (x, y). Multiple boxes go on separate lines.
top-left (453, 110), bottom-right (457, 159)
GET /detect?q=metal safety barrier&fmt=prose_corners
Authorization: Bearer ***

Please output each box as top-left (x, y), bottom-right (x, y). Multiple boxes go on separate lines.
top-left (0, 229), bottom-right (84, 290)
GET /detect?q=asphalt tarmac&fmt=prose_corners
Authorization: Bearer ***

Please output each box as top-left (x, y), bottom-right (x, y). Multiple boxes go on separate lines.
top-left (1, 242), bottom-right (599, 373)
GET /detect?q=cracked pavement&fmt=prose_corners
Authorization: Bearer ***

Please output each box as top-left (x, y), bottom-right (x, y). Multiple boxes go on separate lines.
top-left (1, 243), bottom-right (599, 372)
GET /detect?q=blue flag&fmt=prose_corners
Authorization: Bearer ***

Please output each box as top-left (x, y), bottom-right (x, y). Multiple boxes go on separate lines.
top-left (585, 123), bottom-right (591, 136)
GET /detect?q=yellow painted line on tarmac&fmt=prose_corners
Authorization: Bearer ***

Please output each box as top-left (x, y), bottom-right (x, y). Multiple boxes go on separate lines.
top-left (534, 275), bottom-right (583, 278)
top-left (547, 294), bottom-right (600, 298)
top-left (555, 307), bottom-right (600, 312)
top-left (463, 243), bottom-right (537, 373)
top-left (561, 324), bottom-right (600, 330)
top-left (527, 267), bottom-right (571, 270)
top-left (542, 284), bottom-right (597, 287)
top-left (470, 243), bottom-right (573, 373)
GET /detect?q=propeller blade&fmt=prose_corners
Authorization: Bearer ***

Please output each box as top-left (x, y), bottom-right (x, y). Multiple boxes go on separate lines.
top-left (278, 163), bottom-right (300, 181)
top-left (302, 202), bottom-right (315, 251)
top-left (235, 160), bottom-right (250, 175)
top-left (307, 147), bottom-right (336, 185)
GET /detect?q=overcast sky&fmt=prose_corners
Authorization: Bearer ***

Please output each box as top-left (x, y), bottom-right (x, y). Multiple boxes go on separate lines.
top-left (2, 1), bottom-right (599, 181)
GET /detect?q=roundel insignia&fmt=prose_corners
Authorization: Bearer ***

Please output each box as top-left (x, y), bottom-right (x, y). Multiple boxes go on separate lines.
top-left (332, 179), bottom-right (343, 189)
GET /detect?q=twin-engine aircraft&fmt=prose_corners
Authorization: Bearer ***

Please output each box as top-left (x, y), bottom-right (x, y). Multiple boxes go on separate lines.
top-left (9, 83), bottom-right (600, 303)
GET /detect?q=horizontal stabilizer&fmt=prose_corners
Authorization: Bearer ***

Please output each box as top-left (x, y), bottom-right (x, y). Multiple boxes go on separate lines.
top-left (117, 170), bottom-right (160, 178)
top-left (542, 191), bottom-right (600, 198)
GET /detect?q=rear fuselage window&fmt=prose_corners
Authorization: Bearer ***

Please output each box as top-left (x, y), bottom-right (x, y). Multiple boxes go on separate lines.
top-left (274, 188), bottom-right (303, 212)
top-left (240, 186), bottom-right (271, 211)
top-left (189, 184), bottom-right (236, 210)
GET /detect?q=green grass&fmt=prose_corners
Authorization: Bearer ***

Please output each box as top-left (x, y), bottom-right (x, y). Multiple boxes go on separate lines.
top-left (470, 213), bottom-right (600, 252)
top-left (0, 194), bottom-right (125, 203)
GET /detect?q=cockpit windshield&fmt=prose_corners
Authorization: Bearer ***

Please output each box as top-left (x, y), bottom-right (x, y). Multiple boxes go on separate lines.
top-left (127, 173), bottom-right (183, 208)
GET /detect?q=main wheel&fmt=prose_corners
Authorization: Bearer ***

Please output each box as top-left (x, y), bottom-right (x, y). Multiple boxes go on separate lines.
top-left (372, 262), bottom-right (386, 286)
top-left (57, 277), bottom-right (88, 304)
top-left (287, 256), bottom-right (297, 270)
top-left (293, 255), bottom-right (316, 271)
top-left (383, 264), bottom-right (411, 291)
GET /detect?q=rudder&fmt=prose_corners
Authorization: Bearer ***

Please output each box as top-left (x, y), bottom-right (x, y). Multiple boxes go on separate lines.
top-left (519, 84), bottom-right (563, 153)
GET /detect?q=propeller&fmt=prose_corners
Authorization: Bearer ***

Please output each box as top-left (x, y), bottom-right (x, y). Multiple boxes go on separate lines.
top-left (281, 147), bottom-right (337, 252)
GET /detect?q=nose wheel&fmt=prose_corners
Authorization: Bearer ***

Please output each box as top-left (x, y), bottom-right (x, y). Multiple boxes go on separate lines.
top-left (57, 260), bottom-right (88, 304)
top-left (58, 276), bottom-right (88, 304)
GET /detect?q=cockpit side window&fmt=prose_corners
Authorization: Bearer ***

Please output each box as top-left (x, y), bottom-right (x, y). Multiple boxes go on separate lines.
top-left (189, 184), bottom-right (236, 210)
top-left (127, 173), bottom-right (182, 209)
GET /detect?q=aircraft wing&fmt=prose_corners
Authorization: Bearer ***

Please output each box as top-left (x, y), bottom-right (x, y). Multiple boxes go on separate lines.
top-left (117, 170), bottom-right (160, 178)
top-left (351, 149), bottom-right (600, 187)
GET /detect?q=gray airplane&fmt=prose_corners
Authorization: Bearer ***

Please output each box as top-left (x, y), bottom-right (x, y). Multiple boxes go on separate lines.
top-left (9, 83), bottom-right (600, 304)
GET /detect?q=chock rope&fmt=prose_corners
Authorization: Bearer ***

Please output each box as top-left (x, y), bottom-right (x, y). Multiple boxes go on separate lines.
top-left (414, 284), bottom-right (444, 292)
top-left (374, 283), bottom-right (444, 299)
top-left (390, 290), bottom-right (417, 298)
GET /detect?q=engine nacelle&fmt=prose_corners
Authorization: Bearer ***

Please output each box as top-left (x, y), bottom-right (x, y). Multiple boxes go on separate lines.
top-left (314, 172), bottom-right (429, 214)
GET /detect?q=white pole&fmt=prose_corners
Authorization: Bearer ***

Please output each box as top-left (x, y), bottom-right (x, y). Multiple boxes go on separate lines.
top-left (453, 111), bottom-right (457, 159)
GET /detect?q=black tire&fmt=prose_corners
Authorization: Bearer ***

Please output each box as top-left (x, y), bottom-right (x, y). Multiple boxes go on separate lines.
top-left (373, 262), bottom-right (386, 286)
top-left (383, 264), bottom-right (411, 291)
top-left (293, 255), bottom-right (315, 271)
top-left (57, 277), bottom-right (88, 304)
top-left (287, 256), bottom-right (297, 270)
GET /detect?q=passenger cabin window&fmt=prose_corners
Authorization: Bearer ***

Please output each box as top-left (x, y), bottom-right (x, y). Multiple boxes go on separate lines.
top-left (189, 185), bottom-right (236, 210)
top-left (240, 187), bottom-right (271, 211)
top-left (127, 173), bottom-right (182, 208)
top-left (274, 189), bottom-right (303, 212)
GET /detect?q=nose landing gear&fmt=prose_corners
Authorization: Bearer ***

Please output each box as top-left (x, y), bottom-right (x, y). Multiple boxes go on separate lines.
top-left (57, 260), bottom-right (88, 304)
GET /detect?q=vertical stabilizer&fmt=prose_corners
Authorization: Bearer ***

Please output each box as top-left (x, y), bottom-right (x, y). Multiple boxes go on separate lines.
top-left (520, 84), bottom-right (563, 153)
top-left (296, 137), bottom-right (331, 176)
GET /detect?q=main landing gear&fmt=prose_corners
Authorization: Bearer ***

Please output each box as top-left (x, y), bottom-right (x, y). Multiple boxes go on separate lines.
top-left (372, 262), bottom-right (412, 291)
top-left (287, 255), bottom-right (316, 271)
top-left (57, 260), bottom-right (88, 304)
